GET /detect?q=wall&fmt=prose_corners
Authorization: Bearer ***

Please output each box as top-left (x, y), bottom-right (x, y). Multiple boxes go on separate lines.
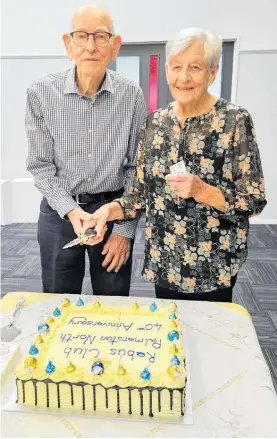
top-left (1, 0), bottom-right (277, 223)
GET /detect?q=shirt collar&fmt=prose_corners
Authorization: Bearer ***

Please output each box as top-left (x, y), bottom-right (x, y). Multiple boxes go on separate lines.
top-left (64, 66), bottom-right (114, 95)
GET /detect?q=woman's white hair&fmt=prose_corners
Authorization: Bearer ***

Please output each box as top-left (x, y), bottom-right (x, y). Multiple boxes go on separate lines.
top-left (166, 28), bottom-right (222, 68)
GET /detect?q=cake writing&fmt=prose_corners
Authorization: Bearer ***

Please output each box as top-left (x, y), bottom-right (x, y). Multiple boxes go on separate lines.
top-left (62, 346), bottom-right (156, 362)
top-left (137, 324), bottom-right (162, 331)
top-left (60, 333), bottom-right (160, 363)
top-left (68, 317), bottom-right (133, 331)
top-left (100, 335), bottom-right (161, 349)
top-left (110, 348), bottom-right (156, 363)
top-left (64, 347), bottom-right (99, 359)
top-left (68, 317), bottom-right (163, 332)
top-left (60, 333), bottom-right (161, 349)
top-left (60, 333), bottom-right (95, 344)
top-left (59, 315), bottom-right (163, 364)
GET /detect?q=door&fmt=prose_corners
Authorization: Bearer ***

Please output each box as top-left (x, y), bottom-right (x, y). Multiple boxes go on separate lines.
top-left (109, 44), bottom-right (169, 112)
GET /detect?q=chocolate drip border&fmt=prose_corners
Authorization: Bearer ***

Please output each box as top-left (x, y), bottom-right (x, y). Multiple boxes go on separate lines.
top-left (33, 381), bottom-right (38, 406)
top-left (105, 388), bottom-right (109, 409)
top-left (46, 382), bottom-right (50, 408)
top-left (16, 378), bottom-right (186, 418)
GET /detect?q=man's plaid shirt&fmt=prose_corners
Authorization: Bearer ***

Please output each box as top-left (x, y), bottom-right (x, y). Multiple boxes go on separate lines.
top-left (26, 67), bottom-right (147, 238)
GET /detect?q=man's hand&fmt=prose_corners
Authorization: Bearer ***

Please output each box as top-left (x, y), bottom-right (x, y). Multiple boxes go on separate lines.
top-left (102, 234), bottom-right (131, 273)
top-left (165, 173), bottom-right (205, 200)
top-left (67, 207), bottom-right (94, 236)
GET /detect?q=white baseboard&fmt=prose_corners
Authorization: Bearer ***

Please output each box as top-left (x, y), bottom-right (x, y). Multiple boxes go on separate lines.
top-left (249, 217), bottom-right (277, 225)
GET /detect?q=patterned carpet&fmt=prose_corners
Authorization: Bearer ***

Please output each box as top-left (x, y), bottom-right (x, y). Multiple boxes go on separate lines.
top-left (1, 220), bottom-right (277, 390)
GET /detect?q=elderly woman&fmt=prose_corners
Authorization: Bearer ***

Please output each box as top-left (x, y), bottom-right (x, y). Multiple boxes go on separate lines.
top-left (86, 28), bottom-right (266, 302)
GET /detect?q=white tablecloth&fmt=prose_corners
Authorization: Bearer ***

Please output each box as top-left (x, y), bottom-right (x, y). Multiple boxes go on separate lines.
top-left (1, 294), bottom-right (277, 438)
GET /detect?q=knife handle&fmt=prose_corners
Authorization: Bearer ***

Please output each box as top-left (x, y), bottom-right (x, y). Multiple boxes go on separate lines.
top-left (84, 228), bottom-right (97, 237)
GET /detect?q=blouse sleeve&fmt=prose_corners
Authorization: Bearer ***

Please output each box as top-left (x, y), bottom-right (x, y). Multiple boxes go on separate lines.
top-left (214, 109), bottom-right (267, 223)
top-left (114, 120), bottom-right (147, 220)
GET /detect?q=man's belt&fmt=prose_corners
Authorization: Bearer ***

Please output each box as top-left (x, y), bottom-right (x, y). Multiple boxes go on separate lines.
top-left (73, 188), bottom-right (124, 205)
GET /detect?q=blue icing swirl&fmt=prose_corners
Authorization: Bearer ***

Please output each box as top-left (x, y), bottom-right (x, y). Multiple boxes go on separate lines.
top-left (76, 297), bottom-right (84, 307)
top-left (29, 344), bottom-right (39, 356)
top-left (53, 307), bottom-right (61, 317)
top-left (149, 302), bottom-right (157, 312)
top-left (38, 323), bottom-right (50, 334)
top-left (91, 361), bottom-right (104, 375)
top-left (140, 367), bottom-right (151, 381)
top-left (168, 330), bottom-right (179, 341)
top-left (45, 360), bottom-right (56, 374)
top-left (169, 311), bottom-right (177, 320)
top-left (171, 355), bottom-right (181, 365)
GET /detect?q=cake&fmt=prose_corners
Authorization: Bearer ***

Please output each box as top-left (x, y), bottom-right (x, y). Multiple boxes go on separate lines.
top-left (15, 298), bottom-right (186, 419)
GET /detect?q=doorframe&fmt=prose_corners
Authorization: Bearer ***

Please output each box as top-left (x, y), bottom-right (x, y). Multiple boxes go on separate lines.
top-left (228, 37), bottom-right (240, 104)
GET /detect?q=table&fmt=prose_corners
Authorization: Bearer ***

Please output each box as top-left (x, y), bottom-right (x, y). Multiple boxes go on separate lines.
top-left (1, 292), bottom-right (277, 438)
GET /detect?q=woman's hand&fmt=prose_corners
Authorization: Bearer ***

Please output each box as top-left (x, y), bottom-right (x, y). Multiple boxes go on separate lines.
top-left (166, 173), bottom-right (205, 200)
top-left (82, 204), bottom-right (111, 245)
top-left (166, 173), bottom-right (227, 211)
top-left (82, 201), bottom-right (125, 246)
top-left (67, 208), bottom-right (94, 236)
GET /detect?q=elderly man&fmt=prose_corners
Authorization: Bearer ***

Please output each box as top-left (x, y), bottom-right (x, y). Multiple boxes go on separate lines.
top-left (26, 5), bottom-right (146, 295)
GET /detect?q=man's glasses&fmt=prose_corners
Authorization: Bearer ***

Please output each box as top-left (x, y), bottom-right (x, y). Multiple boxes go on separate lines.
top-left (70, 31), bottom-right (113, 47)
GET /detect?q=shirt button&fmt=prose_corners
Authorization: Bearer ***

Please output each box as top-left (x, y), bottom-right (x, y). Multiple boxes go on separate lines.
top-left (88, 154), bottom-right (92, 158)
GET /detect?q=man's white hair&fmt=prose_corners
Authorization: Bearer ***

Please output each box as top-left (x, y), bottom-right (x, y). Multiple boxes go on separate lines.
top-left (166, 28), bottom-right (222, 68)
top-left (70, 4), bottom-right (115, 34)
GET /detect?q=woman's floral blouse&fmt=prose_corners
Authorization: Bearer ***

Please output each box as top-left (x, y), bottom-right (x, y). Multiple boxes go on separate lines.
top-left (118, 98), bottom-right (267, 293)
